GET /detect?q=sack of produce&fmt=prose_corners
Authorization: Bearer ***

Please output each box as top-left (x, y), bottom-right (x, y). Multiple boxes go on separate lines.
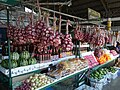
top-left (104, 72), bottom-right (112, 84)
top-left (89, 78), bottom-right (104, 90)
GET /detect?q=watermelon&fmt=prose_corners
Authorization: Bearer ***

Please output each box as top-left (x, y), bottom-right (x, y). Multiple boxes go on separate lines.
top-left (20, 51), bottom-right (30, 60)
top-left (11, 60), bottom-right (18, 68)
top-left (10, 52), bottom-right (19, 60)
top-left (1, 59), bottom-right (8, 68)
top-left (19, 59), bottom-right (28, 66)
top-left (28, 57), bottom-right (37, 65)
top-left (1, 59), bottom-right (18, 69)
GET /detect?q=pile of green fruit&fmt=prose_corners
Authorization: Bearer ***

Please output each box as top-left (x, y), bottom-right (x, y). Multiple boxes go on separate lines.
top-left (90, 68), bottom-right (109, 80)
top-left (107, 67), bottom-right (117, 73)
top-left (90, 67), bottom-right (117, 80)
top-left (1, 51), bottom-right (37, 69)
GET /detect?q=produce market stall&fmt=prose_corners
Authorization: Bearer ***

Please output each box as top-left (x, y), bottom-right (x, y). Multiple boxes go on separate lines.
top-left (0, 1), bottom-right (120, 90)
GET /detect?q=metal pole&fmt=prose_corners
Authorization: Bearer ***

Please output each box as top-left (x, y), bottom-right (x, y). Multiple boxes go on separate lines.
top-left (40, 7), bottom-right (85, 21)
top-left (7, 7), bottom-right (12, 90)
top-left (22, 2), bottom-right (86, 21)
top-left (0, 10), bottom-right (70, 23)
top-left (38, 2), bottom-right (68, 6)
top-left (75, 40), bottom-right (77, 58)
top-left (100, 0), bottom-right (109, 17)
top-left (78, 42), bottom-right (81, 58)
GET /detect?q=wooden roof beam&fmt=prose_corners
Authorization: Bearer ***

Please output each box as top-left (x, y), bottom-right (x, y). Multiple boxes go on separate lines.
top-left (100, 0), bottom-right (109, 17)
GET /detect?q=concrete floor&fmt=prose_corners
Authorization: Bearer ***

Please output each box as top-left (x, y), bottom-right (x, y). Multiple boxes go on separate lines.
top-left (103, 77), bottom-right (120, 90)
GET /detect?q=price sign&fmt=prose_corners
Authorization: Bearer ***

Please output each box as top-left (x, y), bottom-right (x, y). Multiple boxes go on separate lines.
top-left (83, 54), bottom-right (99, 68)
top-left (88, 8), bottom-right (101, 20)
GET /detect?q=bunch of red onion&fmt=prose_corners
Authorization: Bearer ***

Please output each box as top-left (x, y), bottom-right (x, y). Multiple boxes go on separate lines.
top-left (61, 20), bottom-right (73, 51)
top-left (94, 48), bottom-right (103, 58)
top-left (74, 25), bottom-right (84, 41)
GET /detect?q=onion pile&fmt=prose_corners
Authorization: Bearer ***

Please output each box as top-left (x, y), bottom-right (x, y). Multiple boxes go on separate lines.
top-left (7, 13), bottom-right (74, 53)
top-left (61, 34), bottom-right (73, 51)
top-left (94, 48), bottom-right (103, 58)
top-left (50, 32), bottom-right (61, 48)
top-left (104, 31), bottom-right (110, 44)
top-left (82, 29), bottom-right (90, 42)
top-left (61, 20), bottom-right (73, 51)
top-left (50, 15), bottom-right (61, 48)
top-left (7, 25), bottom-right (15, 40)
top-left (74, 26), bottom-right (109, 47)
top-left (74, 25), bottom-right (84, 41)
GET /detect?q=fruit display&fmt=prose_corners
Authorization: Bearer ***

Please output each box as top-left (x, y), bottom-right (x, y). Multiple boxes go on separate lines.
top-left (1, 51), bottom-right (37, 69)
top-left (47, 58), bottom-right (88, 78)
top-left (107, 67), bottom-right (117, 73)
top-left (10, 52), bottom-right (20, 60)
top-left (1, 59), bottom-right (18, 69)
top-left (1, 2), bottom-right (119, 90)
top-left (20, 51), bottom-right (30, 60)
top-left (90, 67), bottom-right (117, 80)
top-left (19, 59), bottom-right (28, 66)
top-left (94, 48), bottom-right (112, 64)
top-left (90, 68), bottom-right (109, 80)
top-left (15, 74), bottom-right (54, 90)
top-left (97, 54), bottom-right (111, 64)
top-left (28, 57), bottom-right (37, 65)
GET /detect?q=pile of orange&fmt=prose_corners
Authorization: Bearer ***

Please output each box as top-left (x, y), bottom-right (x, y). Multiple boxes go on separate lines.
top-left (96, 54), bottom-right (111, 64)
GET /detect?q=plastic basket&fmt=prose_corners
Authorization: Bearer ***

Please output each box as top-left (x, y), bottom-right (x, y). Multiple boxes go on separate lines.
top-left (110, 70), bottom-right (118, 79)
top-left (89, 78), bottom-right (104, 90)
top-left (103, 75), bottom-right (108, 85)
top-left (104, 73), bottom-right (112, 85)
top-left (112, 67), bottom-right (120, 77)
